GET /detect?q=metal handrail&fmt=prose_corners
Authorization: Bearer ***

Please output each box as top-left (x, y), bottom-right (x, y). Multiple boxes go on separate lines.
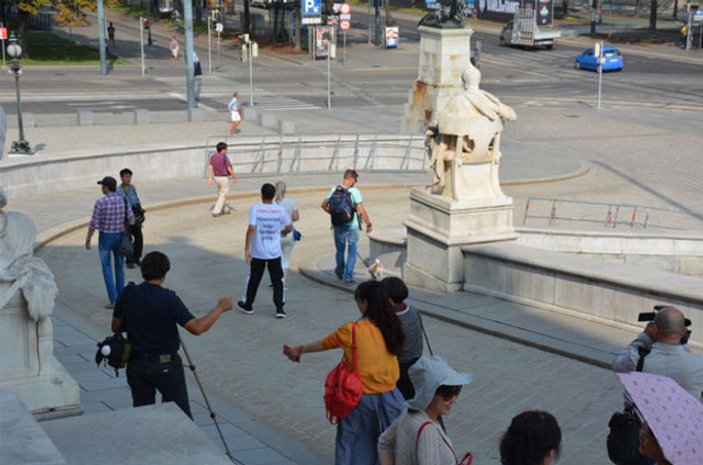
top-left (203, 133), bottom-right (428, 177)
top-left (522, 197), bottom-right (689, 230)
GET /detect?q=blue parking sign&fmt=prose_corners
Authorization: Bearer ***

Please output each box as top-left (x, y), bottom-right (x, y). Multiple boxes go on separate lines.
top-left (303, 0), bottom-right (321, 15)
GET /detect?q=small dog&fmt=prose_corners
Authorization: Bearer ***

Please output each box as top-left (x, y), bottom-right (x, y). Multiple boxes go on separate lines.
top-left (368, 259), bottom-right (383, 281)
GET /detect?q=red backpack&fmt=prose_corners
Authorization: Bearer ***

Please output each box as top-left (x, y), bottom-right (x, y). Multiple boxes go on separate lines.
top-left (324, 323), bottom-right (363, 424)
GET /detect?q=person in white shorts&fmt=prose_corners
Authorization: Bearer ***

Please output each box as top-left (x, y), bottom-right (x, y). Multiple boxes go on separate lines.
top-left (228, 92), bottom-right (242, 136)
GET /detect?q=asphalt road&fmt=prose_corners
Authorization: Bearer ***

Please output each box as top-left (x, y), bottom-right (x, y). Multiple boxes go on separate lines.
top-left (1, 9), bottom-right (701, 116)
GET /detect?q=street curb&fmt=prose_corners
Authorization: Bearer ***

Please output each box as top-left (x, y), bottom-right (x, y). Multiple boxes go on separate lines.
top-left (35, 157), bottom-right (589, 251)
top-left (297, 256), bottom-right (613, 369)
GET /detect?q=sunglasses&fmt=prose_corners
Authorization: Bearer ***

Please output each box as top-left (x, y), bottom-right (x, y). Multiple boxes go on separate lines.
top-left (436, 385), bottom-right (463, 401)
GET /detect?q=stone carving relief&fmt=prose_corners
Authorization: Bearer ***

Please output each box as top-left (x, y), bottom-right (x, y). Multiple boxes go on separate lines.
top-left (426, 64), bottom-right (517, 201)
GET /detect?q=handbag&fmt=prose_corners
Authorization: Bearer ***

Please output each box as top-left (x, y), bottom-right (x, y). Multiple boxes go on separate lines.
top-left (416, 421), bottom-right (473, 465)
top-left (119, 199), bottom-right (134, 257)
top-left (324, 322), bottom-right (363, 424)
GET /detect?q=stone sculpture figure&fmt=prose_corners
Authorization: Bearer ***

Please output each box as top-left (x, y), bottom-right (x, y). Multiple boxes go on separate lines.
top-left (418, 0), bottom-right (471, 27)
top-left (426, 64), bottom-right (517, 201)
top-left (0, 186), bottom-right (58, 320)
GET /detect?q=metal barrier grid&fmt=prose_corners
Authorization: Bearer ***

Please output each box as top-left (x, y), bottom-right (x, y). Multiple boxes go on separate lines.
top-left (522, 197), bottom-right (690, 230)
top-left (203, 134), bottom-right (428, 177)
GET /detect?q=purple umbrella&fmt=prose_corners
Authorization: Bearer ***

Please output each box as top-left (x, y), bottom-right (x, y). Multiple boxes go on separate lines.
top-left (617, 372), bottom-right (703, 465)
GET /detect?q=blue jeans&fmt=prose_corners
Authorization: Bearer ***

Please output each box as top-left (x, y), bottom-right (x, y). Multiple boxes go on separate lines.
top-left (334, 223), bottom-right (359, 281)
top-left (99, 232), bottom-right (125, 303)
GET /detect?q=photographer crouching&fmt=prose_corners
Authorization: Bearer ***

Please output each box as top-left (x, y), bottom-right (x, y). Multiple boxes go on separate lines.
top-left (612, 306), bottom-right (703, 401)
top-left (111, 251), bottom-right (233, 418)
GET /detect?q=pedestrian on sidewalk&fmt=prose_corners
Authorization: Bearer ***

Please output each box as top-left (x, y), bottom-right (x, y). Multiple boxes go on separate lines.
top-left (118, 168), bottom-right (145, 269)
top-left (111, 251), bottom-right (233, 419)
top-left (207, 142), bottom-right (237, 217)
top-left (238, 183), bottom-right (293, 319)
top-left (382, 277), bottom-right (423, 401)
top-left (228, 91), bottom-right (243, 135)
top-left (275, 181), bottom-right (299, 288)
top-left (108, 22), bottom-right (116, 48)
top-left (284, 281), bottom-right (406, 465)
top-left (193, 51), bottom-right (202, 77)
top-left (170, 35), bottom-right (180, 62)
top-left (499, 411), bottom-right (562, 465)
top-left (321, 169), bottom-right (373, 284)
top-left (85, 176), bottom-right (134, 309)
top-left (377, 356), bottom-right (473, 465)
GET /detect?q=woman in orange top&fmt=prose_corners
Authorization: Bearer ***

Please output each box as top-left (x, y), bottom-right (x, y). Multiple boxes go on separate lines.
top-left (284, 281), bottom-right (406, 465)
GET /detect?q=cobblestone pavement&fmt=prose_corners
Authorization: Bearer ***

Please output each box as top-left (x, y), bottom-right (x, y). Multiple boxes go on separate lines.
top-left (39, 188), bottom-right (627, 465)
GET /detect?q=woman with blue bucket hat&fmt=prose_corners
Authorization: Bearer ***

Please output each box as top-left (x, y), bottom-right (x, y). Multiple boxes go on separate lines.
top-left (378, 356), bottom-right (473, 465)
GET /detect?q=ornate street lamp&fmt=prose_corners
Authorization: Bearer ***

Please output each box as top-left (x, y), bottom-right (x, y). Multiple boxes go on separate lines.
top-left (6, 32), bottom-right (34, 155)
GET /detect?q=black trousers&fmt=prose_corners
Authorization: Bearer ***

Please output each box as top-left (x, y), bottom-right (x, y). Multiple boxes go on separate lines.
top-left (242, 257), bottom-right (284, 310)
top-left (127, 224), bottom-right (143, 264)
top-left (397, 357), bottom-right (420, 401)
top-left (126, 354), bottom-right (192, 419)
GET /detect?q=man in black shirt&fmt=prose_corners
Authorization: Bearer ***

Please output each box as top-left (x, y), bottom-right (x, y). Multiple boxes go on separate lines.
top-left (112, 251), bottom-right (232, 418)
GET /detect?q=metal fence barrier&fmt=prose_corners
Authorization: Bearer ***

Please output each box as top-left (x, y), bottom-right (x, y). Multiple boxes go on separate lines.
top-left (203, 133), bottom-right (428, 177)
top-left (522, 197), bottom-right (691, 230)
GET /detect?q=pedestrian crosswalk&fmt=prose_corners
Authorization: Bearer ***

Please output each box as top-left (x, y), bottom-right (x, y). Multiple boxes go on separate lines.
top-left (244, 93), bottom-right (321, 111)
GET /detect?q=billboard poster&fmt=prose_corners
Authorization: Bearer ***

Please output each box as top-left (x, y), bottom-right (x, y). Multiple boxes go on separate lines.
top-left (536, 0), bottom-right (553, 25)
top-left (314, 25), bottom-right (337, 59)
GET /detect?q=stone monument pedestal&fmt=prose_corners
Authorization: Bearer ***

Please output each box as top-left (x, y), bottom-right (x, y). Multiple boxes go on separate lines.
top-left (403, 26), bottom-right (474, 134)
top-left (0, 286), bottom-right (80, 419)
top-left (403, 189), bottom-right (517, 292)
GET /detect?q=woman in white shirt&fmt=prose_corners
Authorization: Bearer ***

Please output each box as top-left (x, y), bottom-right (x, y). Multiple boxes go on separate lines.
top-left (275, 181), bottom-right (299, 288)
top-left (378, 356), bottom-right (472, 465)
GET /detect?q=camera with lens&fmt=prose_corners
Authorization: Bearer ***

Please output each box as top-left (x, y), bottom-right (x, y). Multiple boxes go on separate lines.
top-left (638, 304), bottom-right (692, 345)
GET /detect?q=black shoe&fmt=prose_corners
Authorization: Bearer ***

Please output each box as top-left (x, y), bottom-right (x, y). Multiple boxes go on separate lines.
top-left (134, 259), bottom-right (142, 266)
top-left (335, 273), bottom-right (343, 280)
top-left (276, 308), bottom-right (287, 319)
top-left (238, 301), bottom-right (254, 315)
top-left (126, 262), bottom-right (135, 269)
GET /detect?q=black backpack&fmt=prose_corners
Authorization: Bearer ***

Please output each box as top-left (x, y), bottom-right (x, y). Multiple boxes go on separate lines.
top-left (329, 186), bottom-right (356, 226)
top-left (95, 332), bottom-right (132, 376)
top-left (95, 283), bottom-right (135, 376)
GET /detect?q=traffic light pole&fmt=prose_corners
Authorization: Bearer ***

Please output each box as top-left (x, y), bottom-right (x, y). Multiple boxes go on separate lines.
top-left (97, 0), bottom-right (107, 75)
top-left (184, 0), bottom-right (196, 108)
top-left (139, 17), bottom-right (145, 76)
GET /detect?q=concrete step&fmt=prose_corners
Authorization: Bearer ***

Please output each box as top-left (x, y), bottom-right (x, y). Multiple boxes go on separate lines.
top-left (42, 403), bottom-right (235, 465)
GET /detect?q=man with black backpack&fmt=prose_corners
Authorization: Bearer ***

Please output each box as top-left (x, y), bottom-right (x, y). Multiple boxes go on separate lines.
top-left (321, 170), bottom-right (373, 284)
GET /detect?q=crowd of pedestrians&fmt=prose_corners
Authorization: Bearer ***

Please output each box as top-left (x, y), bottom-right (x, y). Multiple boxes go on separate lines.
top-left (86, 141), bottom-right (702, 465)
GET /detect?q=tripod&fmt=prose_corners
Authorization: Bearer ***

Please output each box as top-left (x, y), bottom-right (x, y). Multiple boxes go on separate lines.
top-left (179, 337), bottom-right (235, 463)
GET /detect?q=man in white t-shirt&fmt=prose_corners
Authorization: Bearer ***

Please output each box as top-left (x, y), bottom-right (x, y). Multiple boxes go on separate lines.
top-left (239, 183), bottom-right (293, 318)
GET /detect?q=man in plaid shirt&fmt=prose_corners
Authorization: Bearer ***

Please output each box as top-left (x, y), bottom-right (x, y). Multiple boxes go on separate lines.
top-left (85, 176), bottom-right (134, 308)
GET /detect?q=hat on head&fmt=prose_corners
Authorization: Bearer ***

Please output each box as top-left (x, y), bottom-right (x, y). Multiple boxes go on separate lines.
top-left (408, 356), bottom-right (472, 411)
top-left (97, 176), bottom-right (117, 191)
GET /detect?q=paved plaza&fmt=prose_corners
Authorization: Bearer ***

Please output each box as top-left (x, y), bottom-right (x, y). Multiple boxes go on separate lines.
top-left (2, 5), bottom-right (703, 464)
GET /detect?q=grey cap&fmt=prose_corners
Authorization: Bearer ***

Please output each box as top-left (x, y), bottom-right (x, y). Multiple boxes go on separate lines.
top-left (408, 356), bottom-right (472, 411)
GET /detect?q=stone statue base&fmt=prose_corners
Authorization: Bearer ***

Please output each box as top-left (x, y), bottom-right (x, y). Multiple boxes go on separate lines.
top-left (0, 288), bottom-right (80, 419)
top-left (403, 26), bottom-right (473, 134)
top-left (403, 188), bottom-right (517, 292)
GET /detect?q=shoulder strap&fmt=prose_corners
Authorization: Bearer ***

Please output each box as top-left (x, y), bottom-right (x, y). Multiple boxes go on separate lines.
top-left (351, 322), bottom-right (358, 373)
top-left (116, 282), bottom-right (137, 332)
top-left (415, 421), bottom-right (459, 464)
top-left (123, 198), bottom-right (129, 223)
top-left (636, 346), bottom-right (651, 372)
top-left (418, 311), bottom-right (434, 357)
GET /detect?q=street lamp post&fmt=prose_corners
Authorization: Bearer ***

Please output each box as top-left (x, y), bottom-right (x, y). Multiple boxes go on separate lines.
top-left (6, 33), bottom-right (33, 155)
